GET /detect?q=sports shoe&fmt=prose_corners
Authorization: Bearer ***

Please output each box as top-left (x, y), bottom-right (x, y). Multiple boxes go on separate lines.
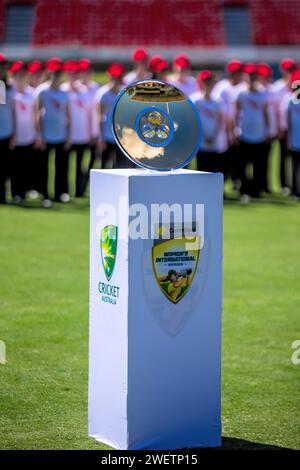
top-left (42, 199), bottom-right (52, 208)
top-left (60, 193), bottom-right (70, 203)
top-left (13, 195), bottom-right (22, 204)
top-left (29, 190), bottom-right (39, 199)
top-left (240, 194), bottom-right (251, 204)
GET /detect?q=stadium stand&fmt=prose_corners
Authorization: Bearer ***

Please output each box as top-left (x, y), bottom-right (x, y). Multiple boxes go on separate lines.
top-left (32, 0), bottom-right (300, 47)
top-left (251, 0), bottom-right (300, 45)
top-left (33, 0), bottom-right (223, 46)
top-left (1, 0), bottom-right (300, 63)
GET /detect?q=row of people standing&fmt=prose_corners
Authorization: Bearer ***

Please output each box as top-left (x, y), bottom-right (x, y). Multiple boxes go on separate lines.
top-left (191, 62), bottom-right (275, 200)
top-left (127, 50), bottom-right (300, 201)
top-left (0, 55), bottom-right (133, 207)
top-left (197, 59), bottom-right (300, 201)
top-left (159, 54), bottom-right (300, 201)
top-left (1, 49), bottom-right (300, 205)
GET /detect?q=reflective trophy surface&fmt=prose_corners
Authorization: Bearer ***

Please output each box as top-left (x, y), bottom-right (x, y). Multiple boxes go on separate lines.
top-left (112, 80), bottom-right (201, 170)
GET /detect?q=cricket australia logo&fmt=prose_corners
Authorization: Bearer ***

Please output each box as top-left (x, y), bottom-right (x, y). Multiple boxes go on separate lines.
top-left (100, 225), bottom-right (118, 281)
top-left (99, 225), bottom-right (120, 305)
top-left (152, 222), bottom-right (200, 304)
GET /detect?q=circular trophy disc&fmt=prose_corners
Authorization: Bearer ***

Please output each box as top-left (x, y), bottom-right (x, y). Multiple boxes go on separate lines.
top-left (111, 80), bottom-right (201, 171)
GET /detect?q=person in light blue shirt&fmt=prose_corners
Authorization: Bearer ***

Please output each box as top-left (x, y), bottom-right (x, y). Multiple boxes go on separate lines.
top-left (94, 63), bottom-right (135, 169)
top-left (193, 70), bottom-right (228, 174)
top-left (39, 84), bottom-right (69, 145)
top-left (36, 58), bottom-right (70, 205)
top-left (0, 54), bottom-right (15, 204)
top-left (236, 64), bottom-right (269, 199)
top-left (0, 86), bottom-right (14, 140)
top-left (285, 69), bottom-right (300, 198)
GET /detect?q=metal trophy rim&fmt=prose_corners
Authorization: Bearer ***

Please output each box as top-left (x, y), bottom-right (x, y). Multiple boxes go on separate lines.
top-left (111, 79), bottom-right (202, 172)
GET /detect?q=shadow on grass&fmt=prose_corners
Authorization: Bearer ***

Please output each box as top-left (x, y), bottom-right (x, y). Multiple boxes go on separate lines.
top-left (218, 436), bottom-right (295, 450)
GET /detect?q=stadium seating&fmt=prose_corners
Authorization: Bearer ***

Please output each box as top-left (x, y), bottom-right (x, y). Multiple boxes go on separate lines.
top-left (1, 0), bottom-right (300, 47)
top-left (33, 0), bottom-right (224, 46)
top-left (251, 0), bottom-right (300, 45)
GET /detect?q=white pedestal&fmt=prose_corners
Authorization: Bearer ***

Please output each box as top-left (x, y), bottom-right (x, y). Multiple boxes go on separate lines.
top-left (89, 169), bottom-right (223, 450)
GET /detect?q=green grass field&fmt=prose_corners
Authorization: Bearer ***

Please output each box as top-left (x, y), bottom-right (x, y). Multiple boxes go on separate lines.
top-left (0, 145), bottom-right (300, 450)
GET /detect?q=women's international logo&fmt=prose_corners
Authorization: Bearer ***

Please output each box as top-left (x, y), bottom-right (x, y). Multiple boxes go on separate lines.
top-left (152, 222), bottom-right (200, 304)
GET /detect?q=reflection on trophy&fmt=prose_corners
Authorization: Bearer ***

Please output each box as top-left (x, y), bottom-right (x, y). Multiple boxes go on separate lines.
top-left (126, 81), bottom-right (185, 102)
top-left (112, 79), bottom-right (201, 170)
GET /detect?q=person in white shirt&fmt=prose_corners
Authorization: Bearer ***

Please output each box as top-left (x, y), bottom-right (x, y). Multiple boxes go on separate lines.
top-left (273, 58), bottom-right (297, 192)
top-left (193, 70), bottom-right (228, 173)
top-left (148, 55), bottom-right (169, 82)
top-left (123, 49), bottom-right (152, 86)
top-left (212, 60), bottom-right (245, 124)
top-left (37, 58), bottom-right (70, 205)
top-left (78, 58), bottom-right (100, 193)
top-left (26, 60), bottom-right (48, 199)
top-left (27, 61), bottom-right (46, 89)
top-left (273, 58), bottom-right (296, 95)
top-left (64, 60), bottom-right (93, 197)
top-left (60, 59), bottom-right (82, 92)
top-left (236, 64), bottom-right (269, 199)
top-left (167, 54), bottom-right (198, 97)
top-left (212, 60), bottom-right (246, 184)
top-left (257, 63), bottom-right (278, 193)
top-left (79, 58), bottom-right (99, 97)
top-left (279, 68), bottom-right (300, 199)
top-left (95, 63), bottom-right (135, 169)
top-left (68, 85), bottom-right (92, 197)
top-left (9, 61), bottom-right (38, 203)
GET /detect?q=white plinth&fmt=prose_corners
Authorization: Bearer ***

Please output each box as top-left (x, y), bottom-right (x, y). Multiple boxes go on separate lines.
top-left (89, 169), bottom-right (223, 450)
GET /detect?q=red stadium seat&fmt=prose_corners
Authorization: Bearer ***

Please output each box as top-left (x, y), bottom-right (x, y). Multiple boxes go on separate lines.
top-left (32, 0), bottom-right (224, 46)
top-left (0, 0), bottom-right (296, 48)
top-left (251, 0), bottom-right (300, 45)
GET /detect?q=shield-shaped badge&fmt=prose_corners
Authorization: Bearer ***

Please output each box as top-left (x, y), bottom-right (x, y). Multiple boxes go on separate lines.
top-left (152, 222), bottom-right (200, 304)
top-left (100, 225), bottom-right (118, 281)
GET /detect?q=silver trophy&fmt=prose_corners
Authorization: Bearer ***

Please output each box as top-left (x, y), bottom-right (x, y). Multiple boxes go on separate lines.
top-left (112, 80), bottom-right (201, 171)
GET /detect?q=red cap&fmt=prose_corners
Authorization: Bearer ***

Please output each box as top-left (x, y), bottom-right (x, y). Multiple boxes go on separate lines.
top-left (149, 55), bottom-right (168, 73)
top-left (173, 54), bottom-right (190, 70)
top-left (132, 48), bottom-right (148, 62)
top-left (243, 63), bottom-right (257, 75)
top-left (10, 61), bottom-right (26, 74)
top-left (289, 67), bottom-right (300, 84)
top-left (78, 58), bottom-right (92, 71)
top-left (226, 60), bottom-right (243, 74)
top-left (63, 60), bottom-right (79, 73)
top-left (46, 57), bottom-right (63, 72)
top-left (107, 63), bottom-right (125, 79)
top-left (27, 60), bottom-right (44, 74)
top-left (154, 59), bottom-right (168, 73)
top-left (280, 58), bottom-right (296, 72)
top-left (197, 70), bottom-right (214, 83)
top-left (148, 55), bottom-right (162, 70)
top-left (0, 53), bottom-right (7, 63)
top-left (257, 63), bottom-right (273, 78)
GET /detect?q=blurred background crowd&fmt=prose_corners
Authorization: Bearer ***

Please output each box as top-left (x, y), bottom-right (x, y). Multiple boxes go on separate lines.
top-left (0, 49), bottom-right (299, 207)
